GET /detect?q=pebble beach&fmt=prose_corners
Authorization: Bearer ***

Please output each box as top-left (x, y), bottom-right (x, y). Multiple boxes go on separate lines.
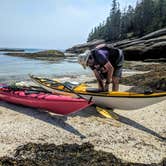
top-left (0, 59), bottom-right (165, 165)
top-left (0, 74), bottom-right (166, 165)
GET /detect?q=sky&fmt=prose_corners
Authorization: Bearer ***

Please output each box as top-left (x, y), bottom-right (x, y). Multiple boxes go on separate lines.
top-left (0, 0), bottom-right (137, 50)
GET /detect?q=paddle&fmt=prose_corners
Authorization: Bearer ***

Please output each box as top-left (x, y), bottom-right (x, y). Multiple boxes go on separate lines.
top-left (52, 80), bottom-right (119, 120)
top-left (9, 83), bottom-right (51, 94)
top-left (29, 74), bottom-right (78, 97)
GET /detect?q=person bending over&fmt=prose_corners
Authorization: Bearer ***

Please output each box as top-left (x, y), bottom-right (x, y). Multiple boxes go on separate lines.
top-left (78, 44), bottom-right (124, 91)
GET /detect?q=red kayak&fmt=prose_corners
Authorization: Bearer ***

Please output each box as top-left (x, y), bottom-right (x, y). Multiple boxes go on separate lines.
top-left (0, 84), bottom-right (93, 115)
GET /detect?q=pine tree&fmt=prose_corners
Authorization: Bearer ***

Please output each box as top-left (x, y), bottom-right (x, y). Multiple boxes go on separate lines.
top-left (87, 0), bottom-right (166, 42)
top-left (109, 0), bottom-right (121, 41)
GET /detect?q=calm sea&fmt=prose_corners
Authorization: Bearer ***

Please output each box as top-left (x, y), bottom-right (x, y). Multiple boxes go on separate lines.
top-left (0, 48), bottom-right (90, 83)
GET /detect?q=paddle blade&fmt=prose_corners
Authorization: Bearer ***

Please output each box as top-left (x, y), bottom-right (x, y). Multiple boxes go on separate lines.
top-left (96, 107), bottom-right (119, 120)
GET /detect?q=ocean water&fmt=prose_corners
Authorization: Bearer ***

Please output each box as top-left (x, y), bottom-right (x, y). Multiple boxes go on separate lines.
top-left (0, 49), bottom-right (90, 83)
top-left (0, 48), bottom-right (136, 83)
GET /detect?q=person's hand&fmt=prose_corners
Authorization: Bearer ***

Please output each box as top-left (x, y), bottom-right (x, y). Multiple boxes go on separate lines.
top-left (104, 80), bottom-right (111, 91)
top-left (100, 67), bottom-right (107, 73)
top-left (104, 83), bottom-right (109, 91)
top-left (98, 84), bottom-right (104, 92)
top-left (97, 80), bottom-right (105, 92)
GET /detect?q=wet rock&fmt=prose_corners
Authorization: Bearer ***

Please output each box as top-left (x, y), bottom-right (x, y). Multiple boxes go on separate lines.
top-left (139, 28), bottom-right (166, 40)
top-left (121, 63), bottom-right (166, 92)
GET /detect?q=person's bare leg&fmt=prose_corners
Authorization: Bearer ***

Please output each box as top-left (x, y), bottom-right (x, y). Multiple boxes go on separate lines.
top-left (98, 80), bottom-right (104, 91)
top-left (112, 77), bottom-right (120, 91)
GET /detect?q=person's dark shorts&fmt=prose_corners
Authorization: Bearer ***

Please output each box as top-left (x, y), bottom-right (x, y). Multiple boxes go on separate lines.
top-left (113, 66), bottom-right (123, 77)
top-left (112, 49), bottom-right (124, 77)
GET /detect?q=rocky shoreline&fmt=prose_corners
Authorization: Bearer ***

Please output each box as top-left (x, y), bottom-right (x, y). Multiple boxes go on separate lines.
top-left (121, 62), bottom-right (166, 92)
top-left (66, 28), bottom-right (166, 62)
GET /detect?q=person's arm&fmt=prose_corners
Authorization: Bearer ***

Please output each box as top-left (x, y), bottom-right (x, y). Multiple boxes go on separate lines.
top-left (104, 62), bottom-right (114, 88)
top-left (93, 69), bottom-right (104, 90)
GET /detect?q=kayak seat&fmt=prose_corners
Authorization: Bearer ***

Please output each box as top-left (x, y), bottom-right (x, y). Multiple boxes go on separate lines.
top-left (86, 88), bottom-right (108, 93)
top-left (144, 89), bottom-right (153, 94)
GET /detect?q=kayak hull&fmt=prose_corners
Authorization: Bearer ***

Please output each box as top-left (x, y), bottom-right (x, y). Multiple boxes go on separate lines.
top-left (30, 75), bottom-right (166, 110)
top-left (79, 93), bottom-right (166, 110)
top-left (0, 86), bottom-right (93, 115)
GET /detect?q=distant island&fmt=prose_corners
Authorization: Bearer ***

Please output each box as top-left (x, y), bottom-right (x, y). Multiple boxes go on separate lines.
top-left (0, 48), bottom-right (25, 52)
top-left (5, 49), bottom-right (65, 61)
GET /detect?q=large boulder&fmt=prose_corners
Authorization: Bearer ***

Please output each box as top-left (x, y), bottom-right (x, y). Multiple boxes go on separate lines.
top-left (116, 34), bottom-right (166, 61)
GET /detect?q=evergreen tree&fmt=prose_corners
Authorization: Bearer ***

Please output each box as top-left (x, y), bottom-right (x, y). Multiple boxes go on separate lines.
top-left (120, 5), bottom-right (134, 39)
top-left (142, 0), bottom-right (155, 33)
top-left (109, 0), bottom-right (121, 41)
top-left (153, 0), bottom-right (166, 29)
top-left (87, 0), bottom-right (166, 42)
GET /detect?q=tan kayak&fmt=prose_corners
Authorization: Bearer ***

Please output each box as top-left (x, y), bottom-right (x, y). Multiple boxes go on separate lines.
top-left (30, 75), bottom-right (166, 110)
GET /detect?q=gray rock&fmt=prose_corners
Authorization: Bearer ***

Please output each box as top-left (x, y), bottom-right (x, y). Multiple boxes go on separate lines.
top-left (66, 39), bottom-right (105, 53)
top-left (66, 28), bottom-right (166, 61)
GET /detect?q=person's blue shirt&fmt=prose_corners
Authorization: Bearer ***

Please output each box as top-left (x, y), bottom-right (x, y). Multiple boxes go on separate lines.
top-left (90, 48), bottom-right (123, 70)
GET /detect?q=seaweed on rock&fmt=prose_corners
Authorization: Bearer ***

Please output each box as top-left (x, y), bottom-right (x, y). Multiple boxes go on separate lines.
top-left (0, 143), bottom-right (165, 166)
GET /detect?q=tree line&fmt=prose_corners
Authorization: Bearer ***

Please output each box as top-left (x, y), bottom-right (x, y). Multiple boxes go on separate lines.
top-left (87, 0), bottom-right (166, 42)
